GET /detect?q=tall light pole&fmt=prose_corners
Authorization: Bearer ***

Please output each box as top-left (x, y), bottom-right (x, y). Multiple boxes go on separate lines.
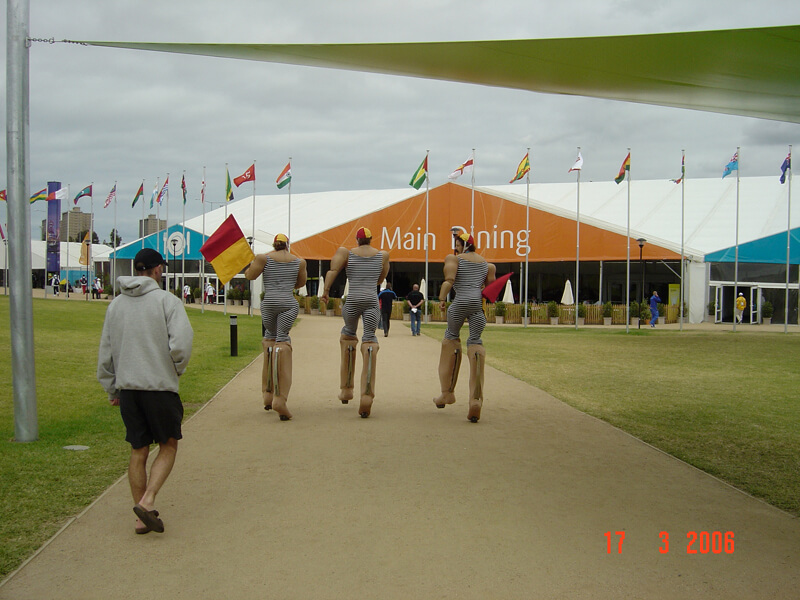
top-left (637, 238), bottom-right (646, 329)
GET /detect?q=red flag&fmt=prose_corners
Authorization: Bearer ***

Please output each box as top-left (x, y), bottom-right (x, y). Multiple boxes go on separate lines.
top-left (0, 189), bottom-right (6, 201)
top-left (233, 164), bottom-right (256, 187)
top-left (481, 272), bottom-right (513, 303)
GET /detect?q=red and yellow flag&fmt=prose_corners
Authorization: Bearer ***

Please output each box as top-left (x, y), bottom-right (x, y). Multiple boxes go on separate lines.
top-left (200, 215), bottom-right (255, 286)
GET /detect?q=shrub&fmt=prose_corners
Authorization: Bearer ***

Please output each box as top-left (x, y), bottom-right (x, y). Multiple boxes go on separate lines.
top-left (578, 303), bottom-right (587, 318)
top-left (547, 301), bottom-right (558, 317)
top-left (629, 301), bottom-right (640, 319)
top-left (602, 301), bottom-right (613, 318)
top-left (402, 300), bottom-right (410, 313)
top-left (708, 301), bottom-right (716, 315)
top-left (310, 296), bottom-right (319, 310)
top-left (327, 298), bottom-right (335, 310)
top-left (494, 301), bottom-right (507, 317)
top-left (762, 300), bottom-right (774, 318)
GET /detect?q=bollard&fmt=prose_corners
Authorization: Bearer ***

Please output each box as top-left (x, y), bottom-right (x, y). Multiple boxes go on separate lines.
top-left (230, 315), bottom-right (238, 357)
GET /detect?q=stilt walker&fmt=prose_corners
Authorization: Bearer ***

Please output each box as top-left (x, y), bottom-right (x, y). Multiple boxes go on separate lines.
top-left (320, 227), bottom-right (389, 418)
top-left (433, 232), bottom-right (496, 423)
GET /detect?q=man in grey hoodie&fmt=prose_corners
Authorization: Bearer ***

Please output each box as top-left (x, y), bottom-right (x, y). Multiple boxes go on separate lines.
top-left (97, 248), bottom-right (193, 535)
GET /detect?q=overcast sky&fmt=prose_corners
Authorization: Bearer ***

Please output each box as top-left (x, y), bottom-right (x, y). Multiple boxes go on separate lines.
top-left (2, 0), bottom-right (800, 246)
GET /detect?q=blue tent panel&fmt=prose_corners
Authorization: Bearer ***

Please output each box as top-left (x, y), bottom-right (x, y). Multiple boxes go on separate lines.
top-left (111, 225), bottom-right (208, 261)
top-left (705, 227), bottom-right (800, 264)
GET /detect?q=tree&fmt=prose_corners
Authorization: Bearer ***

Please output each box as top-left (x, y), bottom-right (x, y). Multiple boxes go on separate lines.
top-left (108, 228), bottom-right (122, 248)
top-left (77, 230), bottom-right (99, 244)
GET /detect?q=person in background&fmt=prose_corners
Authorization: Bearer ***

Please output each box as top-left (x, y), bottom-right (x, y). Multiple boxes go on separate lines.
top-left (97, 248), bottom-right (193, 536)
top-left (736, 292), bottom-right (747, 324)
top-left (406, 283), bottom-right (424, 336)
top-left (378, 282), bottom-right (397, 337)
top-left (183, 283), bottom-right (192, 304)
top-left (92, 277), bottom-right (103, 299)
top-left (320, 227), bottom-right (389, 418)
top-left (245, 233), bottom-right (307, 420)
top-left (649, 291), bottom-right (660, 328)
top-left (50, 273), bottom-right (60, 296)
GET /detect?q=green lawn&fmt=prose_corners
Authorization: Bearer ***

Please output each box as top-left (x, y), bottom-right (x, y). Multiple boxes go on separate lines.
top-left (425, 324), bottom-right (800, 516)
top-left (0, 297), bottom-right (264, 580)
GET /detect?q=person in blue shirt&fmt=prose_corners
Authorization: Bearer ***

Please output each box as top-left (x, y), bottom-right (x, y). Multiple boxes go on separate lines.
top-left (378, 282), bottom-right (397, 337)
top-left (649, 290), bottom-right (661, 328)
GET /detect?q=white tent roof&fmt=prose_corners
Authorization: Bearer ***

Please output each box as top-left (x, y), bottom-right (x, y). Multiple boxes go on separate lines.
top-left (3, 241), bottom-right (113, 270)
top-left (178, 176), bottom-right (797, 262)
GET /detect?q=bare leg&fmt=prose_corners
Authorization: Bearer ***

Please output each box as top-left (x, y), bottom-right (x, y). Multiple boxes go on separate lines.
top-left (137, 438), bottom-right (178, 511)
top-left (261, 338), bottom-right (276, 410)
top-left (129, 446), bottom-right (149, 529)
top-left (338, 335), bottom-right (358, 403)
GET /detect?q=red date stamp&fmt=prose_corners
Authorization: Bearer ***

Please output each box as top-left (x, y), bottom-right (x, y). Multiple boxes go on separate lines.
top-left (604, 531), bottom-right (734, 554)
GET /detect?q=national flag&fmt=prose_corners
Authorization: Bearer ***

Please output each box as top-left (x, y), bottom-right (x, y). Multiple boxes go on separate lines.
top-left (132, 183), bottom-right (144, 208)
top-left (509, 153), bottom-right (530, 183)
top-left (149, 184), bottom-right (158, 209)
top-left (104, 184), bottom-right (116, 208)
top-left (46, 188), bottom-right (68, 202)
top-left (276, 163), bottom-right (292, 189)
top-left (671, 155), bottom-right (685, 184)
top-left (73, 185), bottom-right (92, 205)
top-left (226, 169), bottom-right (234, 202)
top-left (615, 152), bottom-right (631, 184)
top-left (157, 176), bottom-right (169, 204)
top-left (201, 177), bottom-right (206, 203)
top-left (722, 151), bottom-right (739, 179)
top-left (568, 153), bottom-right (583, 172)
top-left (448, 153), bottom-right (474, 180)
top-left (233, 164), bottom-right (255, 187)
top-left (780, 152), bottom-right (791, 184)
top-left (409, 157), bottom-right (427, 190)
top-left (181, 175), bottom-right (188, 204)
top-left (0, 190), bottom-right (5, 201)
top-left (79, 231), bottom-right (91, 266)
top-left (199, 215), bottom-right (255, 286)
top-left (30, 188), bottom-right (47, 203)
top-left (481, 272), bottom-right (514, 303)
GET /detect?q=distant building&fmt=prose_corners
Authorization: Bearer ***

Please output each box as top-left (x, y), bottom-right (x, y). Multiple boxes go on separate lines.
top-left (139, 214), bottom-right (166, 238)
top-left (60, 208), bottom-right (92, 242)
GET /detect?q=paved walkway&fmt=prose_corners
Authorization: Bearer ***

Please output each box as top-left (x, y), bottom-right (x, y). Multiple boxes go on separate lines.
top-left (2, 312), bottom-right (799, 599)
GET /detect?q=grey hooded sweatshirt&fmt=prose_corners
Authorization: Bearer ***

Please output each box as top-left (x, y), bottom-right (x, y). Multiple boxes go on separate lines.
top-left (97, 275), bottom-right (193, 398)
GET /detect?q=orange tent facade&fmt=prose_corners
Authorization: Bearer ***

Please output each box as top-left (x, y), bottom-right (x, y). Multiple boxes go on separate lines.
top-left (290, 182), bottom-right (680, 263)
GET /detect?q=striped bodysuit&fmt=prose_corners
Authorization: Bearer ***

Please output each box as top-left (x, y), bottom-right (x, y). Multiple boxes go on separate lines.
top-left (341, 251), bottom-right (383, 343)
top-left (260, 256), bottom-right (300, 343)
top-left (444, 255), bottom-right (489, 346)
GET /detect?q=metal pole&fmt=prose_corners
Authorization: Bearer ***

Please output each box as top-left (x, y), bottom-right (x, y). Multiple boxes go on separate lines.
top-left (112, 180), bottom-right (117, 297)
top-left (575, 146), bottom-right (580, 330)
top-left (424, 150), bottom-right (429, 323)
top-left (524, 148), bottom-right (530, 328)
top-left (181, 171), bottom-right (186, 302)
top-left (639, 243), bottom-right (644, 329)
top-left (201, 168), bottom-right (206, 314)
top-left (625, 148), bottom-right (631, 334)
top-left (7, 0), bottom-right (38, 441)
top-left (680, 150), bottom-right (685, 331)
top-left (733, 147), bottom-right (740, 332)
top-left (470, 148), bottom-right (475, 236)
top-left (785, 145), bottom-right (792, 334)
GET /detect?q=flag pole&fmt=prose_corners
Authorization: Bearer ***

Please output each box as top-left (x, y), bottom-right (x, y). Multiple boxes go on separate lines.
top-left (470, 147), bottom-right (476, 236)
top-left (733, 147), bottom-right (740, 333)
top-left (65, 185), bottom-right (70, 298)
top-left (223, 164), bottom-right (228, 316)
top-left (88, 181), bottom-right (93, 301)
top-left (287, 157), bottom-right (292, 243)
top-left (165, 172), bottom-right (170, 291)
top-left (625, 150), bottom-right (631, 334)
top-left (249, 160), bottom-right (256, 318)
top-left (575, 146), bottom-right (580, 331)
top-left (112, 180), bottom-right (117, 298)
top-left (785, 145), bottom-right (793, 334)
top-left (140, 180), bottom-right (145, 250)
top-left (424, 150), bottom-right (430, 323)
top-left (524, 148), bottom-right (530, 328)
top-left (201, 167), bottom-right (206, 315)
top-left (182, 170), bottom-right (186, 304)
top-left (680, 150), bottom-right (685, 331)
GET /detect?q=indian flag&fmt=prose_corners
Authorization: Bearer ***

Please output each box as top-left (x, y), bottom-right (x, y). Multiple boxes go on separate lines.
top-left (30, 188), bottom-right (47, 203)
top-left (276, 162), bottom-right (292, 189)
top-left (200, 215), bottom-right (255, 286)
top-left (409, 156), bottom-right (427, 190)
top-left (615, 152), bottom-right (630, 184)
top-left (509, 153), bottom-right (530, 183)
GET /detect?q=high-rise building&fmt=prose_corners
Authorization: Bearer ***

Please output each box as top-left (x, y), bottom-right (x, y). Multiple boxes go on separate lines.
top-left (60, 208), bottom-right (93, 242)
top-left (139, 214), bottom-right (166, 238)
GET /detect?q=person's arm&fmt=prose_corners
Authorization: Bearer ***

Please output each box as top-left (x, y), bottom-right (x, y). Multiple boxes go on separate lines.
top-left (166, 301), bottom-right (194, 376)
top-left (376, 251), bottom-right (390, 286)
top-left (484, 262), bottom-right (497, 288)
top-left (320, 247), bottom-right (348, 305)
top-left (244, 254), bottom-right (268, 281)
top-left (96, 309), bottom-right (118, 405)
top-left (295, 258), bottom-right (308, 289)
top-left (439, 255), bottom-right (458, 309)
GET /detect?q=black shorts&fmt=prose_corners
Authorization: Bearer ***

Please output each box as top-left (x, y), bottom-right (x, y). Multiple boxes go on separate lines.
top-left (119, 390), bottom-right (184, 449)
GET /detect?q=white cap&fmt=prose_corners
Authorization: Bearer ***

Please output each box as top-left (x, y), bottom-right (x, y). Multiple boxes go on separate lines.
top-left (739, 292), bottom-right (744, 296)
